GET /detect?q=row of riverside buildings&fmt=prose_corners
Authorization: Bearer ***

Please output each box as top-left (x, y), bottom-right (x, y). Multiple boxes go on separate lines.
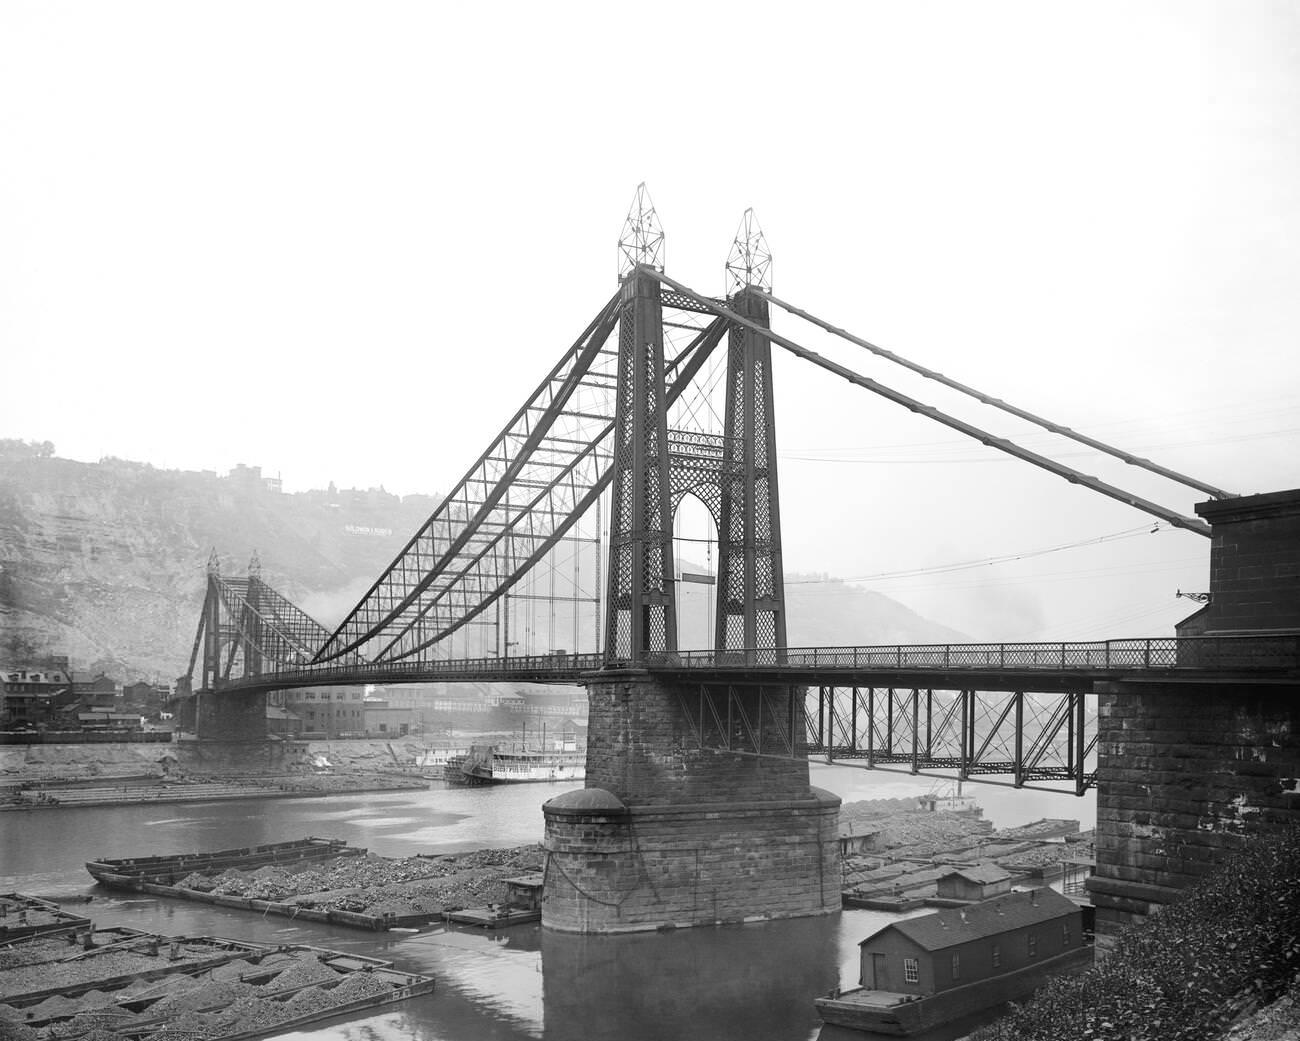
top-left (1, 662), bottom-right (172, 732)
top-left (258, 684), bottom-right (589, 741)
top-left (5, 657), bottom-right (589, 743)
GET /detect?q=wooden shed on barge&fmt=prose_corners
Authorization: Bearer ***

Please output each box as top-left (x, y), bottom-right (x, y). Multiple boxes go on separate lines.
top-left (859, 887), bottom-right (1082, 994)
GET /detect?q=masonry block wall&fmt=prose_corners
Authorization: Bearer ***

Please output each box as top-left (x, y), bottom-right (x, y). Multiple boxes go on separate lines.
top-left (195, 689), bottom-right (268, 741)
top-left (1196, 488), bottom-right (1300, 632)
top-left (544, 673), bottom-right (841, 932)
top-left (583, 674), bottom-right (811, 804)
top-left (1090, 487), bottom-right (1300, 948)
top-left (1090, 685), bottom-right (1300, 946)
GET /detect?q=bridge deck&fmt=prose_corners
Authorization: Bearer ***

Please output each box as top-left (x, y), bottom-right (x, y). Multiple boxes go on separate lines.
top-left (197, 634), bottom-right (1299, 695)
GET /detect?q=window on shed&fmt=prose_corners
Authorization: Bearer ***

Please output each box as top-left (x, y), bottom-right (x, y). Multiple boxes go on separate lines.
top-left (991, 942), bottom-right (1001, 967)
top-left (1063, 922), bottom-right (1071, 946)
top-left (903, 958), bottom-right (919, 984)
top-left (951, 953), bottom-right (961, 981)
top-left (1028, 934), bottom-right (1038, 958)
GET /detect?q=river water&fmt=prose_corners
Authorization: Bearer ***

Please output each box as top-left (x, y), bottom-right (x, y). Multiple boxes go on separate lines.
top-left (0, 765), bottom-right (1093, 1041)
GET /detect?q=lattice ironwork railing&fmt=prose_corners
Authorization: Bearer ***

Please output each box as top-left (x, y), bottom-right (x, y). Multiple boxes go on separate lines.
top-left (657, 635), bottom-right (1300, 672)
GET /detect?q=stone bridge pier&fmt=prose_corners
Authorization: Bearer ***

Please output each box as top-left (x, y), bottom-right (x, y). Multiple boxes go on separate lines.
top-left (1090, 488), bottom-right (1300, 948)
top-left (542, 674), bottom-right (841, 933)
top-left (195, 688), bottom-right (269, 741)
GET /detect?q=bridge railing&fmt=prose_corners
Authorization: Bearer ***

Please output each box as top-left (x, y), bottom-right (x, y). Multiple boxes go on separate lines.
top-left (206, 634), bottom-right (1297, 691)
top-left (658, 634), bottom-right (1299, 672)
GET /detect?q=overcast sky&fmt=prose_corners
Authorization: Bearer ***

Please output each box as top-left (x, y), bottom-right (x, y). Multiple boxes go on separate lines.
top-left (3, 2), bottom-right (1297, 643)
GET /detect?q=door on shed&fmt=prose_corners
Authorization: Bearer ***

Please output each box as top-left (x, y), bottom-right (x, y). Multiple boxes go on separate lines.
top-left (870, 953), bottom-right (888, 990)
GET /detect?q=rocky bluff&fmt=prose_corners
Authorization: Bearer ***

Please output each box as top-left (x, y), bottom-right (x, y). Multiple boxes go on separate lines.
top-left (0, 441), bottom-right (438, 681)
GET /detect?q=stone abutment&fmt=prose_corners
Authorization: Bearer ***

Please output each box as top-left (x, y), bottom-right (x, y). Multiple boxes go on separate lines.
top-left (543, 673), bottom-right (840, 932)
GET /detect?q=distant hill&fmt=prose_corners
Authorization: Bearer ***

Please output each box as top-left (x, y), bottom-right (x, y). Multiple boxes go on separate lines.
top-left (0, 440), bottom-right (437, 681)
top-left (0, 440), bottom-right (964, 682)
top-left (674, 568), bottom-right (966, 649)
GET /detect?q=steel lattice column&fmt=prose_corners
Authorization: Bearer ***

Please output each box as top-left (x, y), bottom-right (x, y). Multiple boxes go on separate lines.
top-left (715, 290), bottom-right (787, 655)
top-left (605, 267), bottom-right (678, 660)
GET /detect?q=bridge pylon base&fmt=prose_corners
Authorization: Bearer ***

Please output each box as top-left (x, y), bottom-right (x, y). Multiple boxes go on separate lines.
top-left (542, 672), bottom-right (840, 933)
top-left (195, 689), bottom-right (269, 741)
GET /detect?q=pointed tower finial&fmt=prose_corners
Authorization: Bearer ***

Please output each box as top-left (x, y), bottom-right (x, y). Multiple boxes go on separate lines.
top-left (207, 549), bottom-right (220, 577)
top-left (617, 182), bottom-right (665, 280)
top-left (725, 208), bottom-right (773, 295)
top-left (248, 551), bottom-right (262, 579)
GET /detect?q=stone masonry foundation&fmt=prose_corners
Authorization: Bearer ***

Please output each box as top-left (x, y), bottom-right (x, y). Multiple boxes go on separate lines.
top-left (195, 689), bottom-right (268, 741)
top-left (543, 672), bottom-right (841, 932)
top-left (1090, 488), bottom-right (1300, 949)
top-left (1089, 683), bottom-right (1300, 948)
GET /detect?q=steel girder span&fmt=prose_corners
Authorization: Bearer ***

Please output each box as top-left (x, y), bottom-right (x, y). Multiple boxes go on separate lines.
top-left (188, 572), bottom-right (364, 691)
top-left (311, 289), bottom-right (729, 667)
top-left (670, 683), bottom-right (1097, 796)
top-left (807, 685), bottom-right (1097, 795)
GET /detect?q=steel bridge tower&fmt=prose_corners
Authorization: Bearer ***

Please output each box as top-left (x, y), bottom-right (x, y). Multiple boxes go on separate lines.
top-left (605, 192), bottom-right (787, 661)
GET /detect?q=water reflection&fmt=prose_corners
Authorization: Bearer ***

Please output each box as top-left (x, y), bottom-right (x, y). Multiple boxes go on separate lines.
top-left (542, 918), bottom-right (835, 1041)
top-left (0, 767), bottom-right (1094, 1041)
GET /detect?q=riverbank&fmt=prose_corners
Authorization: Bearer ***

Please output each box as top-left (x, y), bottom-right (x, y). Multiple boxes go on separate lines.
top-left (0, 739), bottom-right (446, 809)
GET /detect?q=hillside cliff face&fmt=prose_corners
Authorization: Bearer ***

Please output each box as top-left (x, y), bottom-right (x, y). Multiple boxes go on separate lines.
top-left (0, 444), bottom-right (436, 680)
top-left (0, 443), bottom-right (964, 683)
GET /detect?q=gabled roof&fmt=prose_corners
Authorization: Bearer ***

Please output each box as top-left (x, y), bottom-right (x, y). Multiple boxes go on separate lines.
top-left (940, 862), bottom-right (1010, 885)
top-left (860, 888), bottom-right (1077, 952)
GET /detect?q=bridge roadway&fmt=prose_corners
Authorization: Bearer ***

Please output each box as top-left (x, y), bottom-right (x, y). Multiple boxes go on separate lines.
top-left (200, 633), bottom-right (1299, 696)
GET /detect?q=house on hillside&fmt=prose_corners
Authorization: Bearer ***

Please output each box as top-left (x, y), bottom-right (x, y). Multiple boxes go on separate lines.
top-left (857, 888), bottom-right (1082, 994)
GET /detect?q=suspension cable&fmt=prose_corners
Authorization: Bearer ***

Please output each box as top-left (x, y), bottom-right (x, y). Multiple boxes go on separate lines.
top-left (645, 269), bottom-right (1211, 538)
top-left (756, 288), bottom-right (1235, 500)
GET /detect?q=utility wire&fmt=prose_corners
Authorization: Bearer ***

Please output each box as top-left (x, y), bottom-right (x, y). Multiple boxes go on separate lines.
top-left (784, 524), bottom-right (1165, 586)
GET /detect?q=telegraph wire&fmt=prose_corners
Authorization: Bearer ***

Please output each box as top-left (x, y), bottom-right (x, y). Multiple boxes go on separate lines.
top-left (783, 523), bottom-right (1167, 586)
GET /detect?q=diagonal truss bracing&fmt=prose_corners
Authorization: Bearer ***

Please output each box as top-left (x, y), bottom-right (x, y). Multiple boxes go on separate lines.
top-left (190, 574), bottom-right (356, 691)
top-left (314, 292), bottom-right (729, 665)
top-left (804, 685), bottom-right (1098, 794)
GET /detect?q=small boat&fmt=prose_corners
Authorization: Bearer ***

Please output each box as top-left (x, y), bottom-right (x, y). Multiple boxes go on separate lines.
top-left (86, 836), bottom-right (359, 887)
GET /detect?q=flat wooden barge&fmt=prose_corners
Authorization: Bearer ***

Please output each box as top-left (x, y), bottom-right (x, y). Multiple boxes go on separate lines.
top-left (85, 836), bottom-right (359, 886)
top-left (0, 893), bottom-right (92, 943)
top-left (84, 838), bottom-right (445, 931)
top-left (0, 919), bottom-right (435, 1040)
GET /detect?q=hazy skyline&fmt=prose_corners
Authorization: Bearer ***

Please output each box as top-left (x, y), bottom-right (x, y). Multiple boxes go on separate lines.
top-left (4, 2), bottom-right (1297, 643)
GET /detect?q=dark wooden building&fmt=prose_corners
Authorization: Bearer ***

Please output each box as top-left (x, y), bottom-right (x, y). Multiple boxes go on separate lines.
top-left (858, 887), bottom-right (1082, 994)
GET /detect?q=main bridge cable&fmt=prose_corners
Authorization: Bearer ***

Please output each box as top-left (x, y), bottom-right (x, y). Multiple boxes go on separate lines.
top-left (378, 315), bottom-right (731, 663)
top-left (757, 288), bottom-right (1235, 501)
top-left (313, 289), bottom-right (625, 664)
top-left (646, 269), bottom-right (1212, 538)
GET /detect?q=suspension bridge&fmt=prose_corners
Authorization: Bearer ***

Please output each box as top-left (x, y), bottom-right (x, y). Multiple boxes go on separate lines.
top-left (184, 185), bottom-right (1300, 940)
